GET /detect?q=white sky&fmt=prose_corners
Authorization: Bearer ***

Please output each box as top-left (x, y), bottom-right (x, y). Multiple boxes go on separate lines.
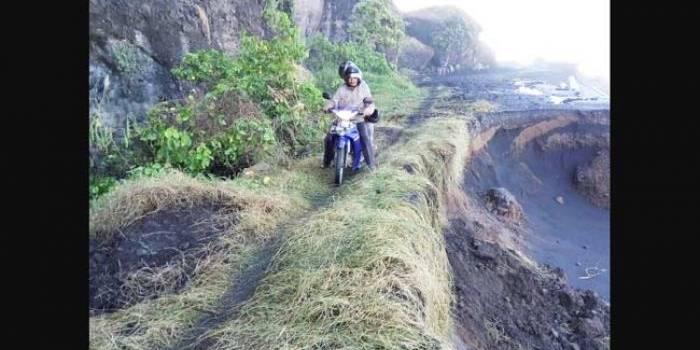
top-left (393, 0), bottom-right (610, 81)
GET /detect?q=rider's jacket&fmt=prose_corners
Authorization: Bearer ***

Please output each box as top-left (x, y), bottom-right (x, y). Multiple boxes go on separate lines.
top-left (323, 80), bottom-right (376, 123)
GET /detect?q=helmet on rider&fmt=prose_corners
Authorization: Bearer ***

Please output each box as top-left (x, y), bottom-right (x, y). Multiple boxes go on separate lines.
top-left (338, 61), bottom-right (362, 86)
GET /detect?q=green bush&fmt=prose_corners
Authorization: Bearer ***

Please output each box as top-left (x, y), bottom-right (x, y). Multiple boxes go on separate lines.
top-left (135, 96), bottom-right (274, 174)
top-left (126, 163), bottom-right (169, 179)
top-left (89, 112), bottom-right (145, 178)
top-left (303, 31), bottom-right (423, 121)
top-left (433, 18), bottom-right (473, 66)
top-left (89, 0), bottom-right (418, 192)
top-left (305, 34), bottom-right (395, 92)
top-left (89, 175), bottom-right (117, 200)
top-left (209, 116), bottom-right (277, 169)
top-left (133, 0), bottom-right (327, 177)
top-left (347, 0), bottom-right (405, 65)
top-left (172, 50), bottom-right (237, 90)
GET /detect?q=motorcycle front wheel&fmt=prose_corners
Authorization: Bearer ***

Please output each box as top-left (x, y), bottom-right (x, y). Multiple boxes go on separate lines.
top-left (335, 143), bottom-right (348, 185)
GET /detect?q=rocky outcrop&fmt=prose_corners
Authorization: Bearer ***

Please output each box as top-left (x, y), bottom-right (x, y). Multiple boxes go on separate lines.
top-left (290, 0), bottom-right (326, 37)
top-left (575, 150), bottom-right (610, 208)
top-left (397, 35), bottom-right (434, 70)
top-left (89, 0), bottom-right (359, 136)
top-left (403, 5), bottom-right (495, 73)
top-left (88, 1), bottom-right (495, 135)
top-left (291, 0), bottom-right (358, 42)
top-left (89, 0), bottom-right (269, 134)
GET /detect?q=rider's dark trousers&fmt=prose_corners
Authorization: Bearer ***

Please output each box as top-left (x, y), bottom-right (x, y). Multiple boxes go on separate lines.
top-left (323, 122), bottom-right (376, 168)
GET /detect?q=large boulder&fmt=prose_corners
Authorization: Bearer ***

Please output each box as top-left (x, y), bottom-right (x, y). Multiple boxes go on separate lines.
top-left (484, 187), bottom-right (525, 223)
top-left (290, 0), bottom-right (359, 42)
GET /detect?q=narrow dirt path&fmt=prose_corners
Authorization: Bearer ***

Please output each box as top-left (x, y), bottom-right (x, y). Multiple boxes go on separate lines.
top-left (406, 85), bottom-right (449, 126)
top-left (166, 237), bottom-right (281, 350)
top-left (164, 181), bottom-right (344, 350)
top-left (163, 80), bottom-right (475, 350)
top-left (163, 109), bottom-right (432, 349)
top-left (166, 191), bottom-right (338, 349)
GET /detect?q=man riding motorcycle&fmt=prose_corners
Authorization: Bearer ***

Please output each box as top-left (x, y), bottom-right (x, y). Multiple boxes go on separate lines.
top-left (321, 61), bottom-right (378, 170)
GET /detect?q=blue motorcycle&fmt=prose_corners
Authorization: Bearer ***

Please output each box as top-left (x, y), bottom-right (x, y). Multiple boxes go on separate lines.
top-left (328, 105), bottom-right (364, 185)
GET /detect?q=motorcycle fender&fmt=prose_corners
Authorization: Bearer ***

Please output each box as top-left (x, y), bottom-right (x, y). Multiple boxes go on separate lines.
top-left (336, 136), bottom-right (348, 149)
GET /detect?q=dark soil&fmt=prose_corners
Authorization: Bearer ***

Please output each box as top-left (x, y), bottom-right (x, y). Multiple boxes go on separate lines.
top-left (167, 237), bottom-right (282, 350)
top-left (374, 125), bottom-right (403, 149)
top-left (416, 66), bottom-right (611, 349)
top-left (574, 150), bottom-right (610, 208)
top-left (463, 121), bottom-right (610, 300)
top-left (89, 204), bottom-right (237, 315)
top-left (484, 187), bottom-right (525, 224)
top-left (164, 188), bottom-right (341, 349)
top-left (446, 217), bottom-right (610, 350)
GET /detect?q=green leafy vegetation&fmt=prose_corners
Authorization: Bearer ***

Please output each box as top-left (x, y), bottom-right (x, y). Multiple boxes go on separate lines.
top-left (433, 18), bottom-right (474, 66)
top-left (347, 0), bottom-right (405, 65)
top-left (88, 0), bottom-right (421, 203)
top-left (89, 0), bottom-right (332, 201)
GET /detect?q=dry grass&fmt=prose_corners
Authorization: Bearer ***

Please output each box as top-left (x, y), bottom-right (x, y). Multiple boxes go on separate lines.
top-left (90, 171), bottom-right (238, 240)
top-left (89, 239), bottom-right (254, 350)
top-left (468, 100), bottom-right (496, 114)
top-left (89, 164), bottom-right (333, 350)
top-left (89, 92), bottom-right (477, 349)
top-left (89, 169), bottom-right (307, 243)
top-left (112, 240), bottom-right (226, 311)
top-left (367, 72), bottom-right (427, 127)
top-left (198, 117), bottom-right (471, 349)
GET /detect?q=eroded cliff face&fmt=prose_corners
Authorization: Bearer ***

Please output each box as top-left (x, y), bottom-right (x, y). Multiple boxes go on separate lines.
top-left (88, 1), bottom-right (493, 134)
top-left (403, 5), bottom-right (495, 73)
top-left (290, 0), bottom-right (357, 42)
top-left (89, 0), bottom-right (271, 134)
top-left (88, 0), bottom-right (364, 135)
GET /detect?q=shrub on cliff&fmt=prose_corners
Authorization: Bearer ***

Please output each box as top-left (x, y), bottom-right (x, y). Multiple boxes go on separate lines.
top-left (131, 0), bottom-right (327, 178)
top-left (347, 0), bottom-right (405, 65)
